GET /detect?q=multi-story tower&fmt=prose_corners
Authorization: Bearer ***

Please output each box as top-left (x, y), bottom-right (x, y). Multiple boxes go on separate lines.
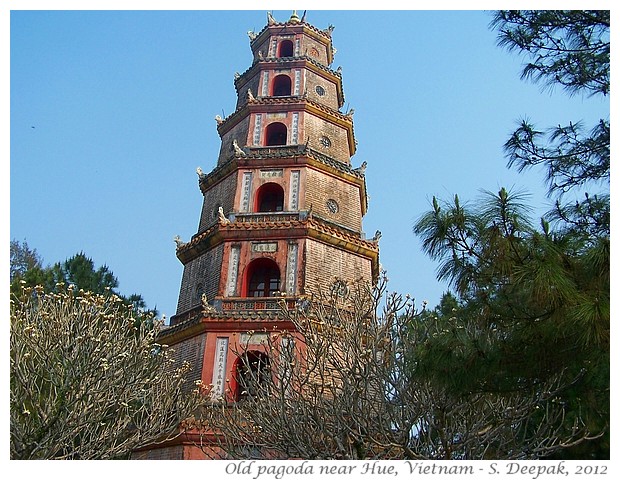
top-left (138, 11), bottom-right (379, 460)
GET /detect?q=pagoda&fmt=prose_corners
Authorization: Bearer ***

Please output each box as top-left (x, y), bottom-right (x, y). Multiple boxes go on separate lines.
top-left (135, 11), bottom-right (379, 459)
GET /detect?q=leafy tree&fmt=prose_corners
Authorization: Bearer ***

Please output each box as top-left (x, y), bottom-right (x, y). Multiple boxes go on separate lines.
top-left (412, 10), bottom-right (609, 458)
top-left (52, 251), bottom-right (119, 295)
top-left (10, 284), bottom-right (201, 459)
top-left (491, 10), bottom-right (609, 97)
top-left (10, 242), bottom-right (157, 319)
top-left (192, 276), bottom-right (597, 459)
top-left (10, 239), bottom-right (54, 288)
top-left (491, 10), bottom-right (610, 240)
top-left (10, 239), bottom-right (43, 281)
top-left (414, 188), bottom-right (608, 380)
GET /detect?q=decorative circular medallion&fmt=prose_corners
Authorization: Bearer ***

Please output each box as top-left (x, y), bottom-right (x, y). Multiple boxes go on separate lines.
top-left (315, 85), bottom-right (326, 96)
top-left (326, 198), bottom-right (339, 214)
top-left (319, 136), bottom-right (331, 148)
top-left (309, 47), bottom-right (320, 58)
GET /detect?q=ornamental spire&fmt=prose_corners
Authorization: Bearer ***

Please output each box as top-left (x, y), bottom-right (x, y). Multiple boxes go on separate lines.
top-left (289, 10), bottom-right (301, 24)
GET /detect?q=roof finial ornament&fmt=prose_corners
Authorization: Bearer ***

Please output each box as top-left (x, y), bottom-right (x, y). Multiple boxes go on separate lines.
top-left (267, 12), bottom-right (276, 25)
top-left (218, 206), bottom-right (231, 224)
top-left (353, 160), bottom-right (366, 175)
top-left (301, 10), bottom-right (307, 23)
top-left (232, 139), bottom-right (247, 157)
top-left (289, 10), bottom-right (300, 24)
top-left (324, 24), bottom-right (335, 35)
top-left (201, 293), bottom-right (218, 314)
top-left (247, 30), bottom-right (257, 41)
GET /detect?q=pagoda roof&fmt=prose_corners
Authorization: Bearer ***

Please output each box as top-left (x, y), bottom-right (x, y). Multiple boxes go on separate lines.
top-left (160, 307), bottom-right (295, 345)
top-left (249, 13), bottom-right (336, 63)
top-left (177, 215), bottom-right (378, 262)
top-left (234, 55), bottom-right (345, 108)
top-left (198, 145), bottom-right (368, 214)
top-left (216, 95), bottom-right (355, 155)
top-left (175, 212), bottom-right (380, 284)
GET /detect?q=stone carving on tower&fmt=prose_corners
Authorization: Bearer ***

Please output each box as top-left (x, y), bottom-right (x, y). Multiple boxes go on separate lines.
top-left (134, 11), bottom-right (379, 460)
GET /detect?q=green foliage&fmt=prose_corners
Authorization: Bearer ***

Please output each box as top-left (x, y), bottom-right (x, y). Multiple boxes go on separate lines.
top-left (415, 189), bottom-right (608, 375)
top-left (504, 119), bottom-right (609, 198)
top-left (53, 252), bottom-right (119, 294)
top-left (414, 194), bottom-right (608, 457)
top-left (492, 10), bottom-right (610, 249)
top-left (491, 10), bottom-right (610, 97)
top-left (10, 239), bottom-right (43, 281)
top-left (412, 10), bottom-right (609, 458)
top-left (10, 241), bottom-right (157, 320)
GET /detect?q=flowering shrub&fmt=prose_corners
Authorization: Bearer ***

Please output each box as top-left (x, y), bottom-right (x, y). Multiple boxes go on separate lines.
top-left (10, 284), bottom-right (201, 459)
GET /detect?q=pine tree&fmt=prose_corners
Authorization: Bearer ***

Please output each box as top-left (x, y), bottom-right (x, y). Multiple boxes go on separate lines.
top-left (412, 10), bottom-right (609, 458)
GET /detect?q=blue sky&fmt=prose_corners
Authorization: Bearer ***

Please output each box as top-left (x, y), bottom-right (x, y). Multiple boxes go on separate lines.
top-left (8, 7), bottom-right (610, 321)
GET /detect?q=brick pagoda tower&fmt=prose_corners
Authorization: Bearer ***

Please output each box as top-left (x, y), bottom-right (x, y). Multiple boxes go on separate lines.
top-left (138, 11), bottom-right (379, 459)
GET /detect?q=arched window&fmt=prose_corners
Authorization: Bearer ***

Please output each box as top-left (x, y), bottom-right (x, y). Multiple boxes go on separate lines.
top-left (278, 40), bottom-right (294, 58)
top-left (265, 122), bottom-right (287, 146)
top-left (236, 351), bottom-right (270, 400)
top-left (272, 74), bottom-right (292, 96)
top-left (255, 182), bottom-right (284, 212)
top-left (245, 258), bottom-right (281, 297)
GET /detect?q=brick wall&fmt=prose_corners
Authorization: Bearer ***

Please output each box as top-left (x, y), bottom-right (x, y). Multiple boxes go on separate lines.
top-left (305, 69), bottom-right (339, 110)
top-left (305, 168), bottom-right (362, 232)
top-left (198, 173), bottom-right (238, 233)
top-left (235, 72), bottom-right (262, 110)
top-left (169, 332), bottom-right (206, 390)
top-left (217, 116), bottom-right (251, 165)
top-left (176, 244), bottom-right (224, 314)
top-left (304, 112), bottom-right (350, 163)
top-left (302, 35), bottom-right (330, 67)
top-left (303, 238), bottom-right (372, 296)
top-left (132, 445), bottom-right (184, 460)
